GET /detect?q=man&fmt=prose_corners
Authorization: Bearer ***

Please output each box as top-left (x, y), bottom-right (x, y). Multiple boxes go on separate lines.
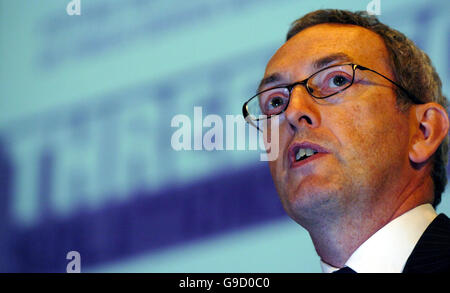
top-left (242, 9), bottom-right (450, 273)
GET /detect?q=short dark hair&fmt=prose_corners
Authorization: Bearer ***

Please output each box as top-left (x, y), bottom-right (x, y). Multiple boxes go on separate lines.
top-left (286, 9), bottom-right (448, 207)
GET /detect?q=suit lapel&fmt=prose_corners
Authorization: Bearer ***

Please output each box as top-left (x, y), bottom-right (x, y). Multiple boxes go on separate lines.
top-left (403, 213), bottom-right (450, 273)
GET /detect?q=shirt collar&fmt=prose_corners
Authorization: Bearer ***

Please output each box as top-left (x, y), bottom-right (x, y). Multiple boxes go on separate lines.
top-left (320, 204), bottom-right (437, 273)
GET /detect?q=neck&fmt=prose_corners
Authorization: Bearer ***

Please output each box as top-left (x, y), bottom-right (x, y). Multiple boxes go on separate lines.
top-left (307, 175), bottom-right (434, 268)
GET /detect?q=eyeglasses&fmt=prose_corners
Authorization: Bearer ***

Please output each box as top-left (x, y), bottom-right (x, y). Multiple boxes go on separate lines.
top-left (242, 63), bottom-right (422, 126)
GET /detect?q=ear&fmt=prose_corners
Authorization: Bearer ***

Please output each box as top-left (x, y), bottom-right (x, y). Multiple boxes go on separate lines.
top-left (409, 103), bottom-right (449, 164)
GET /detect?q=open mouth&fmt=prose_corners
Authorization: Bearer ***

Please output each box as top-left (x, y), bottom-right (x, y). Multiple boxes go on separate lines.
top-left (288, 142), bottom-right (329, 167)
top-left (295, 147), bottom-right (319, 162)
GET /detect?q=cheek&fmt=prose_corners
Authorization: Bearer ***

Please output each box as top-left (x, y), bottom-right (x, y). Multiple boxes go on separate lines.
top-left (334, 101), bottom-right (409, 171)
top-left (265, 116), bottom-right (289, 159)
top-left (266, 118), bottom-right (291, 188)
top-left (267, 149), bottom-right (288, 201)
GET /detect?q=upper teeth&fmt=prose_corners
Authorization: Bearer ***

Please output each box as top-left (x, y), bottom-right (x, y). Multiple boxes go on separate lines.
top-left (296, 148), bottom-right (317, 161)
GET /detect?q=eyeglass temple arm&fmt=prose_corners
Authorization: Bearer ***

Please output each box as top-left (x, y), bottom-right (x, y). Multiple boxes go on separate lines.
top-left (242, 102), bottom-right (263, 132)
top-left (356, 65), bottom-right (423, 104)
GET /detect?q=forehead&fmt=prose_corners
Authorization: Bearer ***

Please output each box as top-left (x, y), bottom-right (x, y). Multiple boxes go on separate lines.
top-left (266, 23), bottom-right (392, 79)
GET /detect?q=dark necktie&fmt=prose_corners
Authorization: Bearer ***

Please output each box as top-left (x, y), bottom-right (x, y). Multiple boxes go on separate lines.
top-left (333, 266), bottom-right (357, 273)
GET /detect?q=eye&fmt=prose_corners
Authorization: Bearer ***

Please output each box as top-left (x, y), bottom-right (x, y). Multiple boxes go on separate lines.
top-left (307, 65), bottom-right (354, 99)
top-left (263, 95), bottom-right (288, 115)
top-left (268, 96), bottom-right (285, 108)
top-left (328, 74), bottom-right (351, 88)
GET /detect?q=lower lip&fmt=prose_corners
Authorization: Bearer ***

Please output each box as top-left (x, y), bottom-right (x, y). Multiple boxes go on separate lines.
top-left (290, 153), bottom-right (327, 169)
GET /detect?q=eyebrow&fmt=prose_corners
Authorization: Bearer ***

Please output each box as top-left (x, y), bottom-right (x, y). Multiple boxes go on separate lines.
top-left (257, 73), bottom-right (284, 93)
top-left (312, 52), bottom-right (353, 70)
top-left (257, 52), bottom-right (354, 93)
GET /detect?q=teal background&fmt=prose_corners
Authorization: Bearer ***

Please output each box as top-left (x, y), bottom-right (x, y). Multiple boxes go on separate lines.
top-left (0, 0), bottom-right (449, 272)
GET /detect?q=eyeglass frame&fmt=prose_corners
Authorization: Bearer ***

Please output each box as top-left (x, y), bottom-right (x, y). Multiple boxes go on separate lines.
top-left (242, 63), bottom-right (423, 123)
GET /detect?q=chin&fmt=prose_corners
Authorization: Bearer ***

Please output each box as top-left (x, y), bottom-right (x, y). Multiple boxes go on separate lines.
top-left (282, 180), bottom-right (343, 224)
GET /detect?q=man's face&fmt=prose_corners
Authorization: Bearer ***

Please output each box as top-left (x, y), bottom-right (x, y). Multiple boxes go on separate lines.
top-left (264, 24), bottom-right (413, 225)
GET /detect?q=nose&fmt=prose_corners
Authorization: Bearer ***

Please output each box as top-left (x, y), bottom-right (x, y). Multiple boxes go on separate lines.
top-left (283, 85), bottom-right (321, 131)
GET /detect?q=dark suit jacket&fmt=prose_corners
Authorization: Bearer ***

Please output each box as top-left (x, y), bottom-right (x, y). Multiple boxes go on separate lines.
top-left (403, 213), bottom-right (450, 273)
